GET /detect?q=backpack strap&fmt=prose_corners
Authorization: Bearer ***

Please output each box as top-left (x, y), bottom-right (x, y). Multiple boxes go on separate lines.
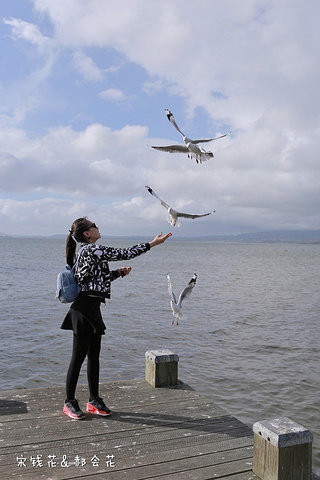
top-left (72, 246), bottom-right (84, 273)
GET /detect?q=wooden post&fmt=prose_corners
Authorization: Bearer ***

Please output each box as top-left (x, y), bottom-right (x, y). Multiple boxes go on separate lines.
top-left (253, 417), bottom-right (313, 480)
top-left (145, 349), bottom-right (179, 387)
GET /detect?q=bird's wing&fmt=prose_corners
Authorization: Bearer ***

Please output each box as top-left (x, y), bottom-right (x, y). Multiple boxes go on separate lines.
top-left (151, 145), bottom-right (189, 153)
top-left (178, 274), bottom-right (197, 306)
top-left (167, 274), bottom-right (177, 304)
top-left (165, 109), bottom-right (185, 138)
top-left (192, 133), bottom-right (228, 144)
top-left (177, 211), bottom-right (215, 219)
top-left (145, 186), bottom-right (170, 210)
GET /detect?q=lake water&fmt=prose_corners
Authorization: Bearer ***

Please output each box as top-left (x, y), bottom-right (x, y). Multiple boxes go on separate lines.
top-left (1, 236), bottom-right (320, 472)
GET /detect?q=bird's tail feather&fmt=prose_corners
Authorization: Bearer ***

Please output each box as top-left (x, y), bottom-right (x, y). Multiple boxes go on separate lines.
top-left (167, 216), bottom-right (181, 227)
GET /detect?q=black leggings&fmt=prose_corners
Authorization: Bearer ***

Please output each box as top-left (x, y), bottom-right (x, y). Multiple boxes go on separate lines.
top-left (66, 332), bottom-right (102, 401)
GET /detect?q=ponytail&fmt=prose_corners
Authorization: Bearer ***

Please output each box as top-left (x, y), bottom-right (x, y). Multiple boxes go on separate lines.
top-left (66, 217), bottom-right (93, 266)
top-left (66, 232), bottom-right (77, 267)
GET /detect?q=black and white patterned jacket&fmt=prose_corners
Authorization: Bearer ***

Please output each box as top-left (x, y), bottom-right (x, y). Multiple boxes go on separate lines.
top-left (74, 242), bottom-right (150, 299)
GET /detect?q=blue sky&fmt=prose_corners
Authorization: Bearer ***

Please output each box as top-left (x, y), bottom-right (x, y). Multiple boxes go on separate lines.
top-left (1, 0), bottom-right (320, 237)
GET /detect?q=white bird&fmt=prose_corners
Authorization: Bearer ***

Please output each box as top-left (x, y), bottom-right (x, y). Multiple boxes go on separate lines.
top-left (167, 273), bottom-right (197, 325)
top-left (145, 186), bottom-right (215, 227)
top-left (151, 109), bottom-right (229, 164)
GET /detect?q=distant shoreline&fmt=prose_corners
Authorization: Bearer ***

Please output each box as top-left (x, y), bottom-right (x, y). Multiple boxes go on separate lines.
top-left (1, 229), bottom-right (320, 244)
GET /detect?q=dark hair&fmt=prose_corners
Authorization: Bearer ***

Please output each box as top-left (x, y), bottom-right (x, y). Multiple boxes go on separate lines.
top-left (66, 217), bottom-right (92, 267)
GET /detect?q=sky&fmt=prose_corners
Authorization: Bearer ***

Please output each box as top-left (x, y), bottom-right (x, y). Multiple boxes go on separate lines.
top-left (1, 0), bottom-right (320, 237)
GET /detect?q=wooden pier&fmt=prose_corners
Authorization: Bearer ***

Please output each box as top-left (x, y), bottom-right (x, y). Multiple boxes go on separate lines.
top-left (0, 378), bottom-right (258, 479)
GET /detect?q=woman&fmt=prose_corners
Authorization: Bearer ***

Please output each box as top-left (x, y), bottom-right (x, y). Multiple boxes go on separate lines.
top-left (61, 217), bottom-right (171, 420)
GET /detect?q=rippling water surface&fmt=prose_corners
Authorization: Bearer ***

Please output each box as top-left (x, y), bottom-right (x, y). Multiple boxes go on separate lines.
top-left (1, 237), bottom-right (320, 471)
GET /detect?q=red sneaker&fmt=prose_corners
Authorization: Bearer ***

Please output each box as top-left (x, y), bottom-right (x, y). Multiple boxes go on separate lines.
top-left (86, 397), bottom-right (112, 416)
top-left (63, 399), bottom-right (85, 420)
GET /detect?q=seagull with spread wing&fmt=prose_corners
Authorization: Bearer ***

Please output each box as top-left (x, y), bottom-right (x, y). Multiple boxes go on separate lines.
top-left (145, 186), bottom-right (215, 227)
top-left (151, 109), bottom-right (229, 164)
top-left (167, 273), bottom-right (197, 325)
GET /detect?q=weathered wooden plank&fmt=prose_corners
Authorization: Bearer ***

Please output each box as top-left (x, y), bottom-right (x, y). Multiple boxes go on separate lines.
top-left (150, 465), bottom-right (259, 480)
top-left (0, 379), bottom-right (195, 407)
top-left (1, 383), bottom-right (248, 448)
top-left (0, 396), bottom-right (231, 431)
top-left (215, 474), bottom-right (259, 480)
top-left (1, 416), bottom-right (250, 453)
top-left (0, 405), bottom-right (225, 431)
top-left (1, 430), bottom-right (253, 476)
top-left (1, 419), bottom-right (251, 456)
top-left (2, 445), bottom-right (254, 479)
top-left (1, 412), bottom-right (250, 454)
top-left (1, 395), bottom-right (244, 430)
top-left (1, 433), bottom-right (253, 463)
top-left (0, 379), bottom-right (255, 480)
top-left (0, 381), bottom-right (218, 423)
top-left (77, 456), bottom-right (254, 480)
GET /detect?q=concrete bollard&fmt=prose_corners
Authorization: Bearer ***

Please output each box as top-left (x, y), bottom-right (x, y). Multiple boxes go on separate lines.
top-left (145, 349), bottom-right (179, 387)
top-left (253, 417), bottom-right (313, 480)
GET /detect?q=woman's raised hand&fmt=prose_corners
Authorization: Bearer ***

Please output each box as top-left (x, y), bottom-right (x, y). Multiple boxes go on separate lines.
top-left (149, 232), bottom-right (172, 248)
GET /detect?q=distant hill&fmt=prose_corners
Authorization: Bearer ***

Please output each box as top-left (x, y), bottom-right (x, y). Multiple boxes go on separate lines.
top-left (191, 230), bottom-right (320, 244)
top-left (41, 229), bottom-right (320, 243)
top-left (1, 230), bottom-right (320, 244)
top-left (234, 230), bottom-right (320, 243)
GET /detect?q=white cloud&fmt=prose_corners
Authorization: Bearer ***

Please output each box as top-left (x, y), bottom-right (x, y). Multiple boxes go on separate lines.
top-left (0, 123), bottom-right (150, 197)
top-left (28, 1), bottom-right (320, 129)
top-left (99, 88), bottom-right (128, 103)
top-left (3, 17), bottom-right (51, 51)
top-left (71, 49), bottom-right (105, 82)
top-left (1, 0), bottom-right (320, 235)
top-left (0, 114), bottom-right (319, 236)
top-left (0, 197), bottom-right (102, 236)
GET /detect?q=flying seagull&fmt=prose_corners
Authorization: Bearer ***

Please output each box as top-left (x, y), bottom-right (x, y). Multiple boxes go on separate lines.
top-left (167, 273), bottom-right (197, 325)
top-left (145, 186), bottom-right (215, 227)
top-left (151, 109), bottom-right (229, 164)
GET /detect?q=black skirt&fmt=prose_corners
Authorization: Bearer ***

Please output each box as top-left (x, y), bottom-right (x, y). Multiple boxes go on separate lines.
top-left (61, 293), bottom-right (106, 335)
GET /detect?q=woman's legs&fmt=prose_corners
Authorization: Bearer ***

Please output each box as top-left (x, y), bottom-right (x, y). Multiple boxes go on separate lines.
top-left (66, 333), bottom-right (89, 400)
top-left (66, 332), bottom-right (102, 401)
top-left (65, 331), bottom-right (111, 417)
top-left (87, 333), bottom-right (102, 400)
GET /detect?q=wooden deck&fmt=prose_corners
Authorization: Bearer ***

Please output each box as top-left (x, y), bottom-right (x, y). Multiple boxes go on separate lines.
top-left (0, 379), bottom-right (259, 480)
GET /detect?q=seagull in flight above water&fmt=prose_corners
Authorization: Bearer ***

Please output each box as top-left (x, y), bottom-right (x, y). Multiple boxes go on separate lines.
top-left (145, 186), bottom-right (215, 227)
top-left (167, 273), bottom-right (197, 325)
top-left (151, 109), bottom-right (229, 164)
